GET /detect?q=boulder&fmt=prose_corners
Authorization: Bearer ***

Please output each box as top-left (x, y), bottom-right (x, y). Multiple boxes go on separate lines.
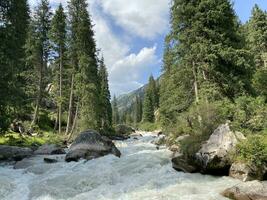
top-left (0, 145), bottom-right (33, 161)
top-left (44, 157), bottom-right (58, 163)
top-left (153, 135), bottom-right (166, 146)
top-left (221, 180), bottom-right (267, 200)
top-left (115, 124), bottom-right (135, 135)
top-left (34, 144), bottom-right (65, 155)
top-left (172, 154), bottom-right (198, 173)
top-left (175, 134), bottom-right (190, 143)
top-left (65, 130), bottom-right (121, 162)
top-left (10, 120), bottom-right (25, 134)
top-left (230, 162), bottom-right (267, 182)
top-left (195, 123), bottom-right (245, 174)
top-left (169, 144), bottom-right (180, 153)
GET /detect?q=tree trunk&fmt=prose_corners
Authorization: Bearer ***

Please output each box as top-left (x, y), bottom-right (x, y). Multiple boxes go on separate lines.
top-left (65, 73), bottom-right (74, 135)
top-left (192, 61), bottom-right (199, 103)
top-left (58, 47), bottom-right (63, 134)
top-left (54, 108), bottom-right (59, 131)
top-left (31, 57), bottom-right (43, 127)
top-left (192, 61), bottom-right (202, 124)
top-left (68, 100), bottom-right (79, 141)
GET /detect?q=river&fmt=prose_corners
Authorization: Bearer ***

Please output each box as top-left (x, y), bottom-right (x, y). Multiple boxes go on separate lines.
top-left (0, 132), bottom-right (240, 200)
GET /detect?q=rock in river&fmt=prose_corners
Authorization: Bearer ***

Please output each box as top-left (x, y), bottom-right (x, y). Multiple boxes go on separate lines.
top-left (221, 180), bottom-right (267, 200)
top-left (34, 144), bottom-right (65, 155)
top-left (195, 123), bottom-right (245, 174)
top-left (230, 162), bottom-right (267, 182)
top-left (65, 130), bottom-right (121, 162)
top-left (0, 145), bottom-right (33, 161)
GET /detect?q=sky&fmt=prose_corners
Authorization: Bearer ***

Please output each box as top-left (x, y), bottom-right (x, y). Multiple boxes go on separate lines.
top-left (29, 0), bottom-right (267, 96)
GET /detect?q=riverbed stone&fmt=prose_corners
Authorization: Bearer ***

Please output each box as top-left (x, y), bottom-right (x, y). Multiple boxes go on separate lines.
top-left (34, 144), bottom-right (65, 155)
top-left (65, 130), bottom-right (121, 162)
top-left (221, 180), bottom-right (267, 200)
top-left (0, 145), bottom-right (33, 161)
top-left (172, 154), bottom-right (198, 173)
top-left (195, 123), bottom-right (245, 174)
top-left (115, 124), bottom-right (135, 135)
top-left (230, 162), bottom-right (267, 182)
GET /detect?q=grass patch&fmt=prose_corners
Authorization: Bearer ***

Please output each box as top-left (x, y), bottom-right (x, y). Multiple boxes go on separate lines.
top-left (137, 122), bottom-right (161, 131)
top-left (234, 133), bottom-right (267, 167)
top-left (0, 131), bottom-right (65, 148)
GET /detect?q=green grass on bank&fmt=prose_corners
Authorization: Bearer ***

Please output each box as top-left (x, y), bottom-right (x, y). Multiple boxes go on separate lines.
top-left (0, 131), bottom-right (65, 148)
top-left (136, 122), bottom-right (161, 132)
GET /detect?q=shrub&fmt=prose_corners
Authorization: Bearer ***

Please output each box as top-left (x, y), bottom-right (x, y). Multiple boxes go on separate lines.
top-left (235, 134), bottom-right (267, 167)
top-left (138, 122), bottom-right (161, 132)
top-left (232, 96), bottom-right (267, 134)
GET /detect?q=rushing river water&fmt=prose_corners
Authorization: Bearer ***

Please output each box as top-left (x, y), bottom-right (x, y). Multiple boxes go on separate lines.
top-left (0, 132), bottom-right (240, 200)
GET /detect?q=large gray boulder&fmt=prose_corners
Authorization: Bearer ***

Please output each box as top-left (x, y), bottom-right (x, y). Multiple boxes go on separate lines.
top-left (65, 130), bottom-right (121, 162)
top-left (34, 144), bottom-right (65, 155)
top-left (221, 180), bottom-right (267, 200)
top-left (172, 154), bottom-right (198, 173)
top-left (0, 145), bottom-right (33, 161)
top-left (230, 162), bottom-right (267, 182)
top-left (195, 123), bottom-right (245, 174)
top-left (115, 124), bottom-right (135, 136)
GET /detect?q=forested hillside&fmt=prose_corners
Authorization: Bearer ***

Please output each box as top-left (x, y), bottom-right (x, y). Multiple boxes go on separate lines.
top-left (160, 0), bottom-right (267, 167)
top-left (0, 0), bottom-right (113, 145)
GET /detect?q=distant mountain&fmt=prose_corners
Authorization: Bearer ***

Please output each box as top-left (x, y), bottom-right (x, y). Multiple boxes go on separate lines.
top-left (116, 84), bottom-right (147, 112)
top-left (116, 77), bottom-right (161, 112)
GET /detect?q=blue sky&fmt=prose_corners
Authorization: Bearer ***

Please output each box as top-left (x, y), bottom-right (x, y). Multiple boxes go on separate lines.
top-left (29, 0), bottom-right (267, 96)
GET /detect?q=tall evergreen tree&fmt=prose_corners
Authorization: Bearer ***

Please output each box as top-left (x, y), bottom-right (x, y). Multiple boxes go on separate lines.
top-left (26, 0), bottom-right (52, 127)
top-left (245, 5), bottom-right (267, 99)
top-left (49, 4), bottom-right (67, 134)
top-left (160, 0), bottom-right (253, 127)
top-left (98, 57), bottom-right (112, 132)
top-left (112, 95), bottom-right (120, 125)
top-left (68, 0), bottom-right (101, 131)
top-left (0, 0), bottom-right (29, 131)
top-left (142, 75), bottom-right (158, 123)
top-left (246, 5), bottom-right (267, 69)
top-left (133, 95), bottom-right (142, 124)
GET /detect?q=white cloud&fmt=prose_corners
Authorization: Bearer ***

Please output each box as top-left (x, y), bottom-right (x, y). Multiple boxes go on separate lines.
top-left (28, 0), bottom-right (166, 95)
top-left (98, 0), bottom-right (170, 39)
top-left (109, 46), bottom-right (159, 95)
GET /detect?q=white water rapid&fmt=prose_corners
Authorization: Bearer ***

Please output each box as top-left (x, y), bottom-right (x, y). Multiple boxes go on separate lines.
top-left (0, 132), bottom-right (240, 200)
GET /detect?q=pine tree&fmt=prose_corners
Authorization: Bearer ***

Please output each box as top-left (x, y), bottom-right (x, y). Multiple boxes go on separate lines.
top-left (245, 5), bottom-right (267, 99)
top-left (142, 75), bottom-right (159, 123)
top-left (0, 0), bottom-right (29, 131)
top-left (112, 95), bottom-right (120, 125)
top-left (160, 0), bottom-right (253, 127)
top-left (246, 5), bottom-right (267, 69)
top-left (134, 95), bottom-right (142, 124)
top-left (49, 4), bottom-right (67, 134)
top-left (68, 0), bottom-right (101, 131)
top-left (26, 0), bottom-right (52, 127)
top-left (98, 57), bottom-right (112, 132)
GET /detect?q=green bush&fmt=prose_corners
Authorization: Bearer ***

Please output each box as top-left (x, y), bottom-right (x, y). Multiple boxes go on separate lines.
top-left (235, 134), bottom-right (267, 167)
top-left (138, 122), bottom-right (161, 131)
top-left (232, 96), bottom-right (267, 134)
top-left (0, 131), bottom-right (64, 148)
top-left (162, 100), bottom-right (234, 156)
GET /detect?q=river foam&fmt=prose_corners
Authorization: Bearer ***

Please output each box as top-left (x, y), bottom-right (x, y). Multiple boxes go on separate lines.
top-left (0, 132), bottom-right (240, 200)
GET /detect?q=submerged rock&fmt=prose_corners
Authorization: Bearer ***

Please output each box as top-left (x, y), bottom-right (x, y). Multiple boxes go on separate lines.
top-left (172, 154), bottom-right (198, 173)
top-left (43, 157), bottom-right (58, 163)
top-left (230, 162), bottom-right (267, 182)
top-left (221, 180), bottom-right (267, 200)
top-left (65, 130), bottom-right (121, 162)
top-left (153, 134), bottom-right (166, 146)
top-left (115, 124), bottom-right (135, 135)
top-left (34, 144), bottom-right (65, 155)
top-left (195, 123), bottom-right (245, 175)
top-left (0, 145), bottom-right (33, 161)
